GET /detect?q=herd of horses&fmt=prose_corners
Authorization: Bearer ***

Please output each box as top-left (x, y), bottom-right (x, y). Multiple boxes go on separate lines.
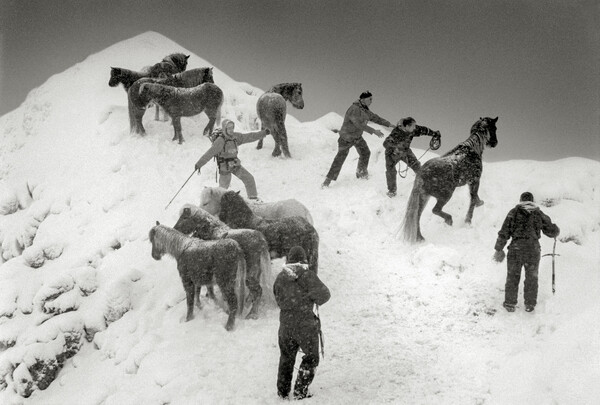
top-left (112, 52), bottom-right (499, 330)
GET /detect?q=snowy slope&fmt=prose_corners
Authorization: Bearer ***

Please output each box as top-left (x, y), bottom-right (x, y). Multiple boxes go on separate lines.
top-left (0, 31), bottom-right (599, 404)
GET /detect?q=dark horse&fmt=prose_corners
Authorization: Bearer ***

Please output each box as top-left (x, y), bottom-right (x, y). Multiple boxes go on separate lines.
top-left (137, 81), bottom-right (223, 144)
top-left (218, 191), bottom-right (320, 274)
top-left (149, 222), bottom-right (245, 331)
top-left (108, 53), bottom-right (190, 91)
top-left (256, 83), bottom-right (304, 158)
top-left (401, 117), bottom-right (499, 243)
top-left (127, 68), bottom-right (215, 137)
top-left (174, 204), bottom-right (272, 319)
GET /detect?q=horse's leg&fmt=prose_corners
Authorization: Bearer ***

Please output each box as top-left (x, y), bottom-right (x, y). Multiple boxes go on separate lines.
top-left (279, 125), bottom-right (291, 158)
top-left (203, 108), bottom-right (217, 136)
top-left (416, 190), bottom-right (429, 241)
top-left (431, 192), bottom-right (454, 226)
top-left (271, 124), bottom-right (282, 157)
top-left (194, 285), bottom-right (202, 310)
top-left (206, 284), bottom-right (216, 301)
top-left (183, 280), bottom-right (195, 322)
top-left (466, 179), bottom-right (483, 224)
top-left (245, 259), bottom-right (262, 320)
top-left (172, 116), bottom-right (184, 144)
top-left (154, 104), bottom-right (160, 121)
top-left (218, 278), bottom-right (238, 331)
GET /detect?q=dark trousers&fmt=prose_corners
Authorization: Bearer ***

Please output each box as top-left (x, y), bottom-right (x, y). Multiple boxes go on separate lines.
top-left (504, 247), bottom-right (541, 307)
top-left (385, 148), bottom-right (421, 193)
top-left (277, 325), bottom-right (320, 398)
top-left (326, 137), bottom-right (371, 180)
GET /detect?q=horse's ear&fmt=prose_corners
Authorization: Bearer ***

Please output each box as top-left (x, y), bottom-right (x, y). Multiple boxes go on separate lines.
top-left (210, 67), bottom-right (213, 71)
top-left (236, 190), bottom-right (240, 195)
top-left (156, 221), bottom-right (160, 225)
top-left (183, 207), bottom-right (191, 216)
top-left (493, 116), bottom-right (498, 122)
top-left (186, 55), bottom-right (190, 60)
top-left (480, 117), bottom-right (483, 120)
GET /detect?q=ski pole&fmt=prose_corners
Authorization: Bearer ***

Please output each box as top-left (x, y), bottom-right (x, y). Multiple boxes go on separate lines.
top-left (542, 238), bottom-right (559, 294)
top-left (164, 170), bottom-right (196, 210)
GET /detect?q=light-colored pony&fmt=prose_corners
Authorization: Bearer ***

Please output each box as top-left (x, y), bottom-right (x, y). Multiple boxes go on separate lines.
top-left (199, 187), bottom-right (314, 225)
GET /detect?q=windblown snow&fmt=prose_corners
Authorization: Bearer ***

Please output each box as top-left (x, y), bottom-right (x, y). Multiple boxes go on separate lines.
top-left (0, 31), bottom-right (598, 404)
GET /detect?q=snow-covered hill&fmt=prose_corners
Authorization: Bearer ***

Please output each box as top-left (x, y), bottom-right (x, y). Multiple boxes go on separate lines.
top-left (0, 32), bottom-right (598, 404)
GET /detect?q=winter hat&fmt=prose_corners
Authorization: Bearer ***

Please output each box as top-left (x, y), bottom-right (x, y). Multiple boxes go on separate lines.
top-left (221, 119), bottom-right (234, 132)
top-left (359, 91), bottom-right (373, 100)
top-left (287, 246), bottom-right (307, 263)
top-left (520, 192), bottom-right (534, 202)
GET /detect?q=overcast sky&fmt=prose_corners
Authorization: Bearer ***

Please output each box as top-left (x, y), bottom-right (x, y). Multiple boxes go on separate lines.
top-left (1, 0), bottom-right (598, 161)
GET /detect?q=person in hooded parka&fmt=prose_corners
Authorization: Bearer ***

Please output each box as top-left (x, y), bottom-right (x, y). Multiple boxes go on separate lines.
top-left (195, 119), bottom-right (269, 199)
top-left (493, 192), bottom-right (560, 312)
top-left (273, 246), bottom-right (330, 400)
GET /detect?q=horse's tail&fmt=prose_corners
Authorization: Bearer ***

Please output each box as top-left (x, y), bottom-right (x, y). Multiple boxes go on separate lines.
top-left (258, 247), bottom-right (276, 307)
top-left (235, 251), bottom-right (247, 317)
top-left (127, 81), bottom-right (148, 135)
top-left (215, 95), bottom-right (223, 125)
top-left (400, 175), bottom-right (429, 243)
top-left (308, 228), bottom-right (320, 274)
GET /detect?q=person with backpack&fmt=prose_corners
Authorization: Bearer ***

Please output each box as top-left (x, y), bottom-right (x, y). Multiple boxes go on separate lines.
top-left (321, 91), bottom-right (394, 188)
top-left (274, 246), bottom-right (330, 400)
top-left (493, 192), bottom-right (560, 312)
top-left (383, 117), bottom-right (441, 197)
top-left (194, 119), bottom-right (269, 199)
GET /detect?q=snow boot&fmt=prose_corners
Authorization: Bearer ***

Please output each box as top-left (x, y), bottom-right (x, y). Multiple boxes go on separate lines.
top-left (503, 303), bottom-right (516, 312)
top-left (387, 191), bottom-right (397, 198)
top-left (293, 367), bottom-right (315, 400)
top-left (525, 305), bottom-right (535, 312)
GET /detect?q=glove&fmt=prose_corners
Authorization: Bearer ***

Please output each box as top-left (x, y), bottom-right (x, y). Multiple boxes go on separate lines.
top-left (374, 130), bottom-right (384, 138)
top-left (493, 250), bottom-right (505, 263)
top-left (194, 162), bottom-right (202, 174)
top-left (264, 128), bottom-right (271, 135)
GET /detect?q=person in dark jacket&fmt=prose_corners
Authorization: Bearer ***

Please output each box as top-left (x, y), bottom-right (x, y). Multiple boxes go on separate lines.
top-left (494, 192), bottom-right (560, 312)
top-left (322, 91), bottom-right (394, 188)
top-left (383, 117), bottom-right (440, 197)
top-left (273, 246), bottom-right (331, 400)
top-left (195, 119), bottom-right (269, 199)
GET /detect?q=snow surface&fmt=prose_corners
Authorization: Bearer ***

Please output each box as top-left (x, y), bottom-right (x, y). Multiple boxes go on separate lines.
top-left (0, 31), bottom-right (599, 404)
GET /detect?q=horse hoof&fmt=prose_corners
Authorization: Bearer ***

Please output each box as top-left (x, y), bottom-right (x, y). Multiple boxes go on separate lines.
top-left (225, 322), bottom-right (235, 331)
top-left (476, 200), bottom-right (484, 207)
top-left (445, 219), bottom-right (453, 226)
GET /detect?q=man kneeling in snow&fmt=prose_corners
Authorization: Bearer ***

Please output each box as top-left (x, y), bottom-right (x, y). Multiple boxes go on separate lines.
top-left (493, 192), bottom-right (560, 312)
top-left (274, 246), bottom-right (330, 400)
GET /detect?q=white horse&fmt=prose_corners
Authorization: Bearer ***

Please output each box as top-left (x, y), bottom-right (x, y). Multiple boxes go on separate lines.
top-left (199, 187), bottom-right (314, 225)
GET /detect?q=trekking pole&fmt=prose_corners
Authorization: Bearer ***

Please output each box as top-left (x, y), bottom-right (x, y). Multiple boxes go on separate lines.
top-left (542, 238), bottom-right (559, 294)
top-left (164, 170), bottom-right (196, 210)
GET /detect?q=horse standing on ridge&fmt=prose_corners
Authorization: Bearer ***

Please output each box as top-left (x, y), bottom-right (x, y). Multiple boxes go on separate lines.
top-left (174, 205), bottom-right (273, 319)
top-left (199, 186), bottom-right (314, 225)
top-left (149, 223), bottom-right (245, 331)
top-left (256, 83), bottom-right (305, 158)
top-left (218, 191), bottom-right (320, 274)
top-left (137, 82), bottom-right (223, 143)
top-left (401, 117), bottom-right (499, 243)
top-left (108, 53), bottom-right (189, 91)
top-left (127, 68), bottom-right (215, 133)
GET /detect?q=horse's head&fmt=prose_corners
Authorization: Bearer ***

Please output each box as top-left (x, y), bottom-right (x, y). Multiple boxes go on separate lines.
top-left (203, 67), bottom-right (215, 84)
top-left (482, 116), bottom-right (498, 148)
top-left (149, 222), bottom-right (163, 260)
top-left (289, 83), bottom-right (304, 110)
top-left (165, 53), bottom-right (190, 72)
top-left (199, 187), bottom-right (224, 215)
top-left (219, 191), bottom-right (251, 229)
top-left (173, 206), bottom-right (197, 235)
top-left (108, 67), bottom-right (121, 87)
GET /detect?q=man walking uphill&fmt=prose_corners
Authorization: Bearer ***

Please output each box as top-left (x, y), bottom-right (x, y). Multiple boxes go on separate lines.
top-left (274, 246), bottom-right (330, 400)
top-left (322, 91), bottom-right (394, 188)
top-left (493, 192), bottom-right (560, 312)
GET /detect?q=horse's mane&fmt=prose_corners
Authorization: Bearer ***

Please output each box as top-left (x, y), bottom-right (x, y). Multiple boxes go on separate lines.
top-left (150, 224), bottom-right (194, 259)
top-left (442, 118), bottom-right (489, 158)
top-left (268, 83), bottom-right (301, 97)
top-left (220, 192), bottom-right (255, 228)
top-left (181, 204), bottom-right (230, 232)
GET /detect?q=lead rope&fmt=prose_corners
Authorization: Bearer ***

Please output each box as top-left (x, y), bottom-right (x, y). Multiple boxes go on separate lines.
top-left (398, 147), bottom-right (431, 178)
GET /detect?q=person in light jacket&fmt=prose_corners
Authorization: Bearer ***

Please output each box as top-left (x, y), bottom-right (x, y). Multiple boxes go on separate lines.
top-left (195, 119), bottom-right (269, 199)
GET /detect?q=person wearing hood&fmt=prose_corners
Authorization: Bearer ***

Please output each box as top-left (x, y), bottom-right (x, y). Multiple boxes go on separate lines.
top-left (273, 246), bottom-right (330, 400)
top-left (383, 117), bottom-right (441, 197)
top-left (494, 192), bottom-right (560, 312)
top-left (195, 119), bottom-right (269, 199)
top-left (321, 91), bottom-right (394, 188)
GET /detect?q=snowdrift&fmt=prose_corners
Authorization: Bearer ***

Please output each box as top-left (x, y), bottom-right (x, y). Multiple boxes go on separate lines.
top-left (0, 31), bottom-right (598, 404)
